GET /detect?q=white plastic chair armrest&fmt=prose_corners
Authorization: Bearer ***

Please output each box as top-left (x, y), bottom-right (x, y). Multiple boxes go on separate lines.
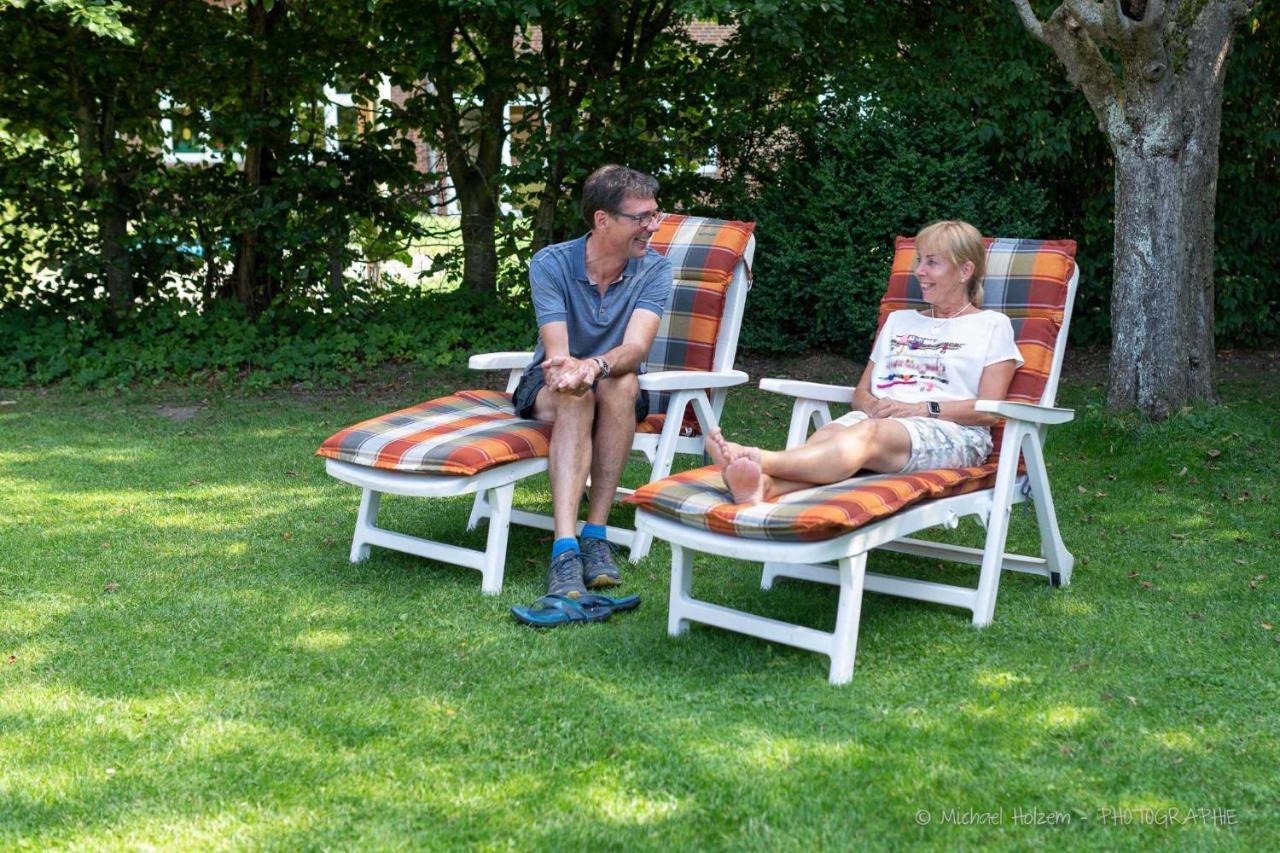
top-left (975, 400), bottom-right (1075, 424)
top-left (758, 378), bottom-right (854, 404)
top-left (638, 369), bottom-right (748, 392)
top-left (469, 352), bottom-right (535, 371)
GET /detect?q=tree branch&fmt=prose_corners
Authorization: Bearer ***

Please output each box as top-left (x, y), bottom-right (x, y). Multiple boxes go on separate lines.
top-left (1062, 0), bottom-right (1111, 43)
top-left (1011, 0), bottom-right (1046, 39)
top-left (1011, 0), bottom-right (1123, 134)
top-left (620, 0), bottom-right (642, 69)
top-left (635, 0), bottom-right (677, 64)
top-left (456, 18), bottom-right (490, 78)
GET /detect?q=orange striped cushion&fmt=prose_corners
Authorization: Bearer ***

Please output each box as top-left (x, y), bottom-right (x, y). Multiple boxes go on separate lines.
top-left (645, 215), bottom-right (755, 432)
top-left (316, 390), bottom-right (551, 476)
top-left (626, 463), bottom-right (997, 541)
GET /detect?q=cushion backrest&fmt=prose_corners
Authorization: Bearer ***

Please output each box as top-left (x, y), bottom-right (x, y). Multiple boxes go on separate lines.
top-left (881, 236), bottom-right (1076, 460)
top-left (644, 215), bottom-right (756, 420)
top-left (880, 236), bottom-right (1077, 407)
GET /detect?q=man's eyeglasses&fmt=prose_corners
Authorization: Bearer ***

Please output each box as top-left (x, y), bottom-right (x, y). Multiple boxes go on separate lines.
top-left (613, 209), bottom-right (664, 227)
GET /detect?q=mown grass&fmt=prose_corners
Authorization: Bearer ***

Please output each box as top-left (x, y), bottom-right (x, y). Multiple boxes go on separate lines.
top-left (1, 357), bottom-right (1277, 850)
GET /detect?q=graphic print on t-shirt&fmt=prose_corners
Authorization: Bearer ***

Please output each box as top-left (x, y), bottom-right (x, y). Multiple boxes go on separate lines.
top-left (875, 333), bottom-right (964, 394)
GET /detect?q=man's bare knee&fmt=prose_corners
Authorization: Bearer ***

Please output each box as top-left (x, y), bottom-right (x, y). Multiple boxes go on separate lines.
top-left (534, 387), bottom-right (595, 423)
top-left (595, 374), bottom-right (639, 408)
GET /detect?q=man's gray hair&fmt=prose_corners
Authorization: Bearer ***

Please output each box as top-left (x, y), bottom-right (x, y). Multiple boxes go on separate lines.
top-left (580, 164), bottom-right (659, 227)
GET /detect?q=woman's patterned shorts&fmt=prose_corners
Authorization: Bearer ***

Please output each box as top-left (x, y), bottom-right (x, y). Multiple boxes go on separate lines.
top-left (829, 410), bottom-right (992, 473)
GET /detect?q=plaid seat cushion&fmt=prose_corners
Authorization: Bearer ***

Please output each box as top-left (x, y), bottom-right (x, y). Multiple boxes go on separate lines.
top-left (316, 390), bottom-right (552, 476)
top-left (316, 388), bottom-right (672, 475)
top-left (626, 463), bottom-right (998, 542)
top-left (644, 215), bottom-right (755, 431)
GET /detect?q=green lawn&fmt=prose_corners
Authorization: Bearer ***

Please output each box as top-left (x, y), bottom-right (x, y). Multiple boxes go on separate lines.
top-left (2, 357), bottom-right (1277, 849)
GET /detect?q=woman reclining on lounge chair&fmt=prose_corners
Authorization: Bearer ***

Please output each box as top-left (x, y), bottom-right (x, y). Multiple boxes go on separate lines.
top-left (708, 219), bottom-right (1025, 505)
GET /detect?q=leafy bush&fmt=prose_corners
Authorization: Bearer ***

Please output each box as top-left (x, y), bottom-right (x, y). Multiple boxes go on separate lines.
top-left (0, 281), bottom-right (533, 389)
top-left (731, 107), bottom-right (1052, 359)
top-left (1214, 4), bottom-right (1280, 344)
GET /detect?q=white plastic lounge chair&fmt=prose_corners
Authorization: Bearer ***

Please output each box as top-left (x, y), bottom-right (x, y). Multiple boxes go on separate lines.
top-left (627, 236), bottom-right (1078, 683)
top-left (317, 215), bottom-right (756, 593)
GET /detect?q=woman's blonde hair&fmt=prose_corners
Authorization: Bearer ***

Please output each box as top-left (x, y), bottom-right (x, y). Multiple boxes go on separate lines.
top-left (915, 220), bottom-right (986, 307)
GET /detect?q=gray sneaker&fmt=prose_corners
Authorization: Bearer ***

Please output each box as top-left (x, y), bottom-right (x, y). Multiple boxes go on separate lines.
top-left (546, 550), bottom-right (588, 599)
top-left (580, 536), bottom-right (623, 589)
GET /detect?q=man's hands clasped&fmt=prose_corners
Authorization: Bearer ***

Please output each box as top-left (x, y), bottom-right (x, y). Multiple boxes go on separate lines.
top-left (542, 355), bottom-right (602, 396)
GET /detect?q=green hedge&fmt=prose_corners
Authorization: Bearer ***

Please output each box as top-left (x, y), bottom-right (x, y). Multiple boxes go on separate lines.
top-left (0, 283), bottom-right (533, 389)
top-left (730, 109), bottom-right (1052, 359)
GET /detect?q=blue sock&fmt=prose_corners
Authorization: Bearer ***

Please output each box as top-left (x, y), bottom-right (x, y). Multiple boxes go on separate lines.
top-left (581, 523), bottom-right (607, 542)
top-left (552, 537), bottom-right (579, 560)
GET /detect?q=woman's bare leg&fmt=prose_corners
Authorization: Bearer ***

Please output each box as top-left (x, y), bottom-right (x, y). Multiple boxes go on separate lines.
top-left (717, 419), bottom-right (913, 504)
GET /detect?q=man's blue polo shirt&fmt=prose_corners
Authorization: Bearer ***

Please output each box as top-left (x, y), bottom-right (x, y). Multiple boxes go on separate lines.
top-left (522, 232), bottom-right (673, 381)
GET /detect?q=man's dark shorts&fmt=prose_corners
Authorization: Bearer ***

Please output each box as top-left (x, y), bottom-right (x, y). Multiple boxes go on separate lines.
top-left (512, 371), bottom-right (650, 423)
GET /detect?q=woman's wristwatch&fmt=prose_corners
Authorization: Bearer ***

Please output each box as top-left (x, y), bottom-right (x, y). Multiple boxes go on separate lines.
top-left (927, 401), bottom-right (942, 418)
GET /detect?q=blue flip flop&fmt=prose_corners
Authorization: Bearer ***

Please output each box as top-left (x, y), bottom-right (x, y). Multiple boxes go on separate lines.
top-left (576, 593), bottom-right (641, 614)
top-left (511, 594), bottom-right (612, 628)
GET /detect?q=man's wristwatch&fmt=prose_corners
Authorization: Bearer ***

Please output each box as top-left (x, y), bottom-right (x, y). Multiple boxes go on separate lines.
top-left (592, 356), bottom-right (612, 379)
top-left (927, 401), bottom-right (942, 418)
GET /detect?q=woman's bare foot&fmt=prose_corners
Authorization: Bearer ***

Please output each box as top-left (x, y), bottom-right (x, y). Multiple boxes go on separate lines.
top-left (704, 428), bottom-right (732, 467)
top-left (723, 457), bottom-right (768, 504)
top-left (705, 428), bottom-right (761, 467)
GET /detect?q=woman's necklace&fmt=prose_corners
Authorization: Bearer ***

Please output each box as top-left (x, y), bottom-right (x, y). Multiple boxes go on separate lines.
top-left (929, 302), bottom-right (972, 332)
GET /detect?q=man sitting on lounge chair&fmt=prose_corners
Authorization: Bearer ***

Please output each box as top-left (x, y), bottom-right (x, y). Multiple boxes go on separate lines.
top-left (511, 165), bottom-right (673, 599)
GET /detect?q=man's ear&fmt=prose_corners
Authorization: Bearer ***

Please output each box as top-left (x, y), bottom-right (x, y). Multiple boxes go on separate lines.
top-left (592, 208), bottom-right (611, 231)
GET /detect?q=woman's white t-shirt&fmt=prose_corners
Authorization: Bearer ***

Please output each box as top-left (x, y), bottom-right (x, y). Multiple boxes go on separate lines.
top-left (868, 309), bottom-right (1024, 404)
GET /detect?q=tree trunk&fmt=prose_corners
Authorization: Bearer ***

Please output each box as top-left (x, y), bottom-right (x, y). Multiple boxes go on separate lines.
top-left (429, 14), bottom-right (515, 296)
top-left (197, 222), bottom-right (218, 306)
top-left (1108, 123), bottom-right (1220, 417)
top-left (456, 171), bottom-right (499, 294)
top-left (233, 140), bottom-right (262, 315)
top-left (98, 205), bottom-right (132, 312)
top-left (70, 46), bottom-right (132, 318)
top-left (232, 0), bottom-right (286, 318)
top-left (530, 155), bottom-right (566, 255)
top-left (1010, 0), bottom-right (1253, 418)
top-left (327, 223), bottom-right (348, 305)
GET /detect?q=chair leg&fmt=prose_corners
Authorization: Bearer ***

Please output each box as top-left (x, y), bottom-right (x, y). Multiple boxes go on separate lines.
top-left (668, 544), bottom-right (694, 637)
top-left (632, 391), bottom-right (699, 565)
top-left (761, 562), bottom-right (781, 590)
top-left (630, 530), bottom-right (654, 563)
top-left (828, 554), bottom-right (867, 685)
top-left (1022, 432), bottom-right (1074, 587)
top-left (350, 488), bottom-right (382, 563)
top-left (479, 484), bottom-right (514, 595)
top-left (972, 432), bottom-right (1027, 627)
top-left (466, 490), bottom-right (490, 532)
top-left (973, 503), bottom-right (1013, 627)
